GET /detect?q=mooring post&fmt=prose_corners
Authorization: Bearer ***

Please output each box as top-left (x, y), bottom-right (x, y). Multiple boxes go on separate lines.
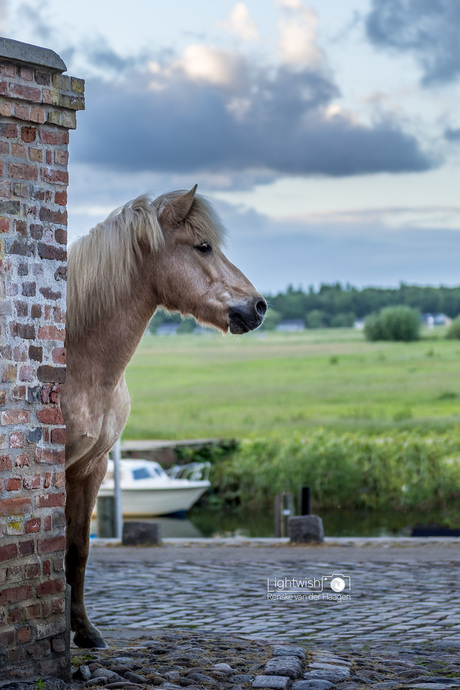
top-left (112, 437), bottom-right (123, 539)
top-left (300, 486), bottom-right (311, 515)
top-left (275, 491), bottom-right (295, 537)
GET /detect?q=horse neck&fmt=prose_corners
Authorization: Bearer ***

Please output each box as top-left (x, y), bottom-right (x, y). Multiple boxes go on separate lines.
top-left (69, 265), bottom-right (157, 390)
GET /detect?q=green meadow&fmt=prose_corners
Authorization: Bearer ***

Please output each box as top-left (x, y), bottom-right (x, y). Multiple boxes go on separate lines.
top-left (124, 328), bottom-right (460, 440)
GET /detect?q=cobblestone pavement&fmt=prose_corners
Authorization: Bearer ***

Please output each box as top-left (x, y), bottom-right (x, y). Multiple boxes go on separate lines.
top-left (86, 541), bottom-right (460, 647)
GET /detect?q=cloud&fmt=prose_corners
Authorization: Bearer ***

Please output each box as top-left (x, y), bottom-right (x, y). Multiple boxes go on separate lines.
top-left (277, 1), bottom-right (324, 68)
top-left (73, 51), bottom-right (435, 182)
top-left (149, 45), bottom-right (245, 89)
top-left (445, 128), bottom-right (460, 142)
top-left (224, 4), bottom-right (259, 42)
top-left (366, 0), bottom-right (460, 86)
top-left (215, 200), bottom-right (460, 291)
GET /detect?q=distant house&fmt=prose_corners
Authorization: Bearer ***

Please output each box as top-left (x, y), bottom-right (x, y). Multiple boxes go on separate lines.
top-left (156, 323), bottom-right (180, 335)
top-left (275, 319), bottom-right (305, 332)
top-left (422, 313), bottom-right (451, 327)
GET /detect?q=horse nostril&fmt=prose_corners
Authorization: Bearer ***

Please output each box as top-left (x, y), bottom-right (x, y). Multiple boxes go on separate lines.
top-left (255, 300), bottom-right (267, 317)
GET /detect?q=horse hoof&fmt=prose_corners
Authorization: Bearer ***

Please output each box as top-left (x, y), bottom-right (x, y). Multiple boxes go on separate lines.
top-left (73, 629), bottom-right (107, 649)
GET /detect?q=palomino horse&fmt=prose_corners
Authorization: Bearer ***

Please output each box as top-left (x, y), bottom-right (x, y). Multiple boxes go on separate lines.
top-left (62, 186), bottom-right (267, 648)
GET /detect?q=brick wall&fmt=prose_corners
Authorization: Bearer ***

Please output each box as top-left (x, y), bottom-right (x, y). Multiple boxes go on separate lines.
top-left (0, 39), bottom-right (84, 683)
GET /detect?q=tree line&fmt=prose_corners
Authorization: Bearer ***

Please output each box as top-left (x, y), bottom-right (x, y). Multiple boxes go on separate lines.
top-left (264, 283), bottom-right (460, 329)
top-left (148, 283), bottom-right (460, 332)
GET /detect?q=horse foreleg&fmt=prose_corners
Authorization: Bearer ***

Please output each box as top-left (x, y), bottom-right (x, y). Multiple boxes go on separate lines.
top-left (65, 455), bottom-right (108, 648)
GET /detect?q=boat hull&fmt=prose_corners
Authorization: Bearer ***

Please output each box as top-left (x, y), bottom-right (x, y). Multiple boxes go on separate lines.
top-left (97, 482), bottom-right (209, 517)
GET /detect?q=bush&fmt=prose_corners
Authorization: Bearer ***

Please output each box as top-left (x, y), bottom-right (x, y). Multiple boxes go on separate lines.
top-left (306, 310), bottom-right (328, 328)
top-left (446, 315), bottom-right (460, 339)
top-left (364, 306), bottom-right (420, 342)
top-left (209, 431), bottom-right (460, 512)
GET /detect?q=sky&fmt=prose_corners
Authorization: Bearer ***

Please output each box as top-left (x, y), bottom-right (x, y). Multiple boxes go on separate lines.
top-left (2, 0), bottom-right (460, 293)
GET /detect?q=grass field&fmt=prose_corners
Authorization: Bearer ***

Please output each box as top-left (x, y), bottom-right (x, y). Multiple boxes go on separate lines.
top-left (123, 328), bottom-right (460, 439)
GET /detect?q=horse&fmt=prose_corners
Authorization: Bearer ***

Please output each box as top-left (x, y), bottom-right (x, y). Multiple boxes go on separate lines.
top-left (62, 186), bottom-right (267, 648)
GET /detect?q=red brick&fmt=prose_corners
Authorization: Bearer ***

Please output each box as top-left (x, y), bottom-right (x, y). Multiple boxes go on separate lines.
top-left (37, 408), bottom-right (64, 424)
top-left (54, 150), bottom-right (68, 166)
top-left (0, 628), bottom-right (15, 646)
top-left (23, 474), bottom-right (40, 490)
top-left (40, 130), bottom-right (69, 145)
top-left (0, 454), bottom-right (13, 471)
top-left (43, 560), bottom-right (50, 576)
top-left (9, 432), bottom-right (24, 448)
top-left (1, 409), bottom-right (30, 424)
top-left (40, 168), bottom-right (68, 185)
top-left (9, 162), bottom-right (38, 180)
top-left (19, 67), bottom-right (33, 81)
top-left (29, 148), bottom-right (43, 162)
top-left (11, 143), bottom-right (26, 158)
top-left (17, 626), bottom-right (31, 643)
top-left (54, 227), bottom-right (67, 245)
top-left (0, 217), bottom-right (10, 232)
top-left (25, 563), bottom-right (40, 579)
top-left (5, 477), bottom-right (21, 491)
top-left (8, 607), bottom-right (24, 623)
top-left (37, 325), bottom-right (65, 342)
top-left (44, 472), bottom-right (51, 489)
top-left (0, 584), bottom-right (33, 604)
top-left (40, 386), bottom-right (58, 404)
top-left (14, 103), bottom-right (29, 120)
top-left (36, 578), bottom-right (64, 596)
top-left (10, 83), bottom-right (41, 101)
top-left (21, 126), bottom-right (36, 143)
top-left (52, 597), bottom-right (65, 614)
top-left (0, 543), bottom-right (17, 562)
top-left (44, 515), bottom-right (51, 530)
top-left (0, 497), bottom-right (32, 516)
top-left (37, 243), bottom-right (67, 261)
top-left (19, 540), bottom-right (34, 556)
top-left (15, 453), bottom-right (30, 468)
top-left (37, 536), bottom-right (65, 555)
top-left (51, 347), bottom-right (66, 364)
top-left (51, 428), bottom-right (66, 446)
top-left (25, 518), bottom-right (40, 533)
top-left (0, 123), bottom-right (17, 138)
top-left (26, 603), bottom-right (41, 618)
top-left (30, 106), bottom-right (45, 124)
top-left (37, 492), bottom-right (65, 508)
top-left (34, 448), bottom-right (65, 465)
top-left (54, 190), bottom-right (67, 206)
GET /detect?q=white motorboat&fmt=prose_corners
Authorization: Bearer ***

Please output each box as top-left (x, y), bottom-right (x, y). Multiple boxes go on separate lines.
top-left (97, 458), bottom-right (211, 516)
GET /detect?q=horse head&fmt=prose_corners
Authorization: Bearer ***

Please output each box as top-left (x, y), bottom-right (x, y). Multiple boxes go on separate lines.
top-left (152, 186), bottom-right (267, 334)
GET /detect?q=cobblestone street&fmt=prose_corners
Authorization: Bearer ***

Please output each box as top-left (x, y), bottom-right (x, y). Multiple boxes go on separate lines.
top-left (86, 539), bottom-right (460, 648)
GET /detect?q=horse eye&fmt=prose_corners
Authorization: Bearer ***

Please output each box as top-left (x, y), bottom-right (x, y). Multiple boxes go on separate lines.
top-left (195, 242), bottom-right (212, 254)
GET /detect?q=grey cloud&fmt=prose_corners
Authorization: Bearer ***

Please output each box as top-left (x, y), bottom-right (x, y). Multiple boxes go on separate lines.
top-left (216, 203), bottom-right (460, 292)
top-left (445, 128), bottom-right (460, 142)
top-left (366, 0), bottom-right (460, 86)
top-left (72, 61), bottom-right (435, 181)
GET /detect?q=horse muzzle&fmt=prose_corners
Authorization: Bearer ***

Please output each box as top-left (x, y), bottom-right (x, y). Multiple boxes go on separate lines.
top-left (228, 298), bottom-right (267, 334)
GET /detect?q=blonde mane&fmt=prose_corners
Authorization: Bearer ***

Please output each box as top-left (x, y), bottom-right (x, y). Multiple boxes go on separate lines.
top-left (66, 190), bottom-right (225, 342)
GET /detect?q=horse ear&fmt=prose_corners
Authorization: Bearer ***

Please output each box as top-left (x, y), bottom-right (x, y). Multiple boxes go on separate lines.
top-left (169, 185), bottom-right (198, 224)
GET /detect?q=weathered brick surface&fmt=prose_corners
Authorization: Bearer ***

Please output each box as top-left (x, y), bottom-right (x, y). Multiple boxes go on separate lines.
top-left (0, 44), bottom-right (84, 683)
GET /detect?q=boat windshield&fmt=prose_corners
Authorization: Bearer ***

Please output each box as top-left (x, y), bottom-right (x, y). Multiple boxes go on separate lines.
top-left (131, 465), bottom-right (165, 480)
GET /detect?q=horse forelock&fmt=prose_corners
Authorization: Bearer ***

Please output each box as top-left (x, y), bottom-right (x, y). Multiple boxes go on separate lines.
top-left (66, 191), bottom-right (226, 341)
top-left (153, 189), bottom-right (226, 247)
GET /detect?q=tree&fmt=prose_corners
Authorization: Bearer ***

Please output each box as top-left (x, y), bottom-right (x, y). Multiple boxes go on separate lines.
top-left (446, 315), bottom-right (460, 339)
top-left (364, 306), bottom-right (420, 342)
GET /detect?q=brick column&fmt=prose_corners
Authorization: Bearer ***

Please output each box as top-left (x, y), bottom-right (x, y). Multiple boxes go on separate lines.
top-left (0, 38), bottom-right (84, 683)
